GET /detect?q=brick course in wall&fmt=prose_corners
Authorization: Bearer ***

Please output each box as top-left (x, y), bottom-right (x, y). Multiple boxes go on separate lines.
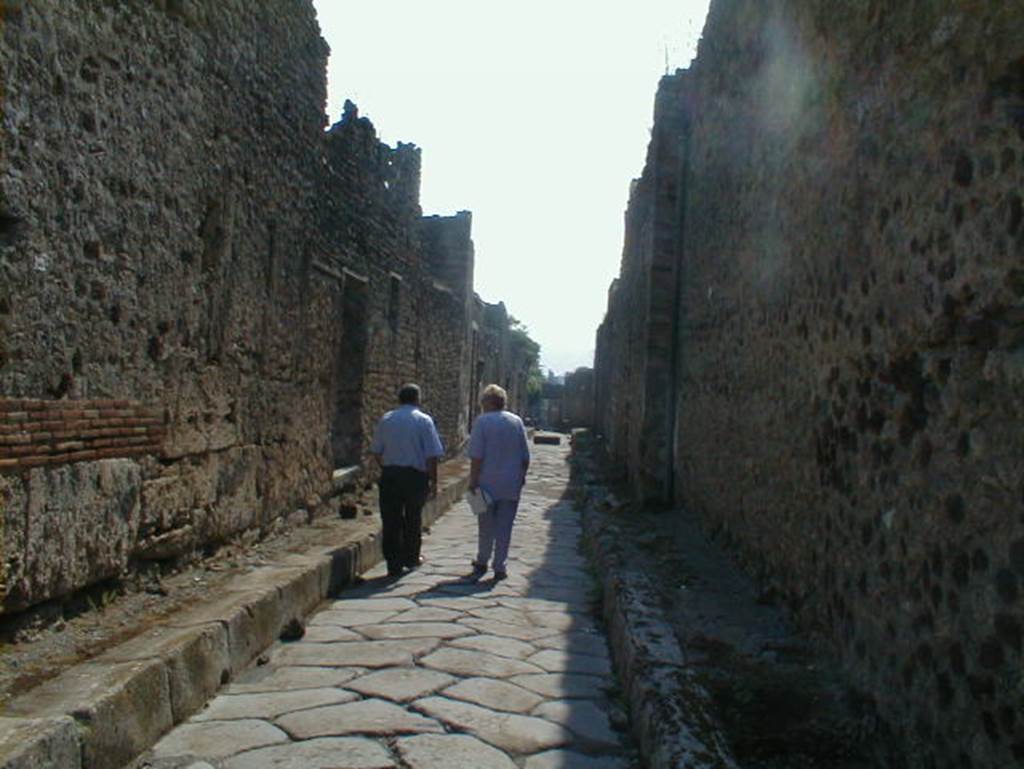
top-left (0, 399), bottom-right (164, 471)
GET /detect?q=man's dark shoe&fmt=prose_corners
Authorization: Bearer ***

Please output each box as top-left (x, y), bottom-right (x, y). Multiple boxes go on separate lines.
top-left (405, 556), bottom-right (425, 571)
top-left (387, 563), bottom-right (404, 578)
top-left (464, 562), bottom-right (487, 582)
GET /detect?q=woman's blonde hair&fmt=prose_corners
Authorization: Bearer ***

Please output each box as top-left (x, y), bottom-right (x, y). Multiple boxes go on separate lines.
top-left (480, 384), bottom-right (507, 409)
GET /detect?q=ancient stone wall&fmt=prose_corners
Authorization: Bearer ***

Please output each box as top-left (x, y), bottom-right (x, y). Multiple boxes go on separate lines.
top-left (420, 212), bottom-right (476, 451)
top-left (562, 367), bottom-right (595, 428)
top-left (0, 0), bottom-right (333, 612)
top-left (596, 1), bottom-right (1024, 766)
top-left (594, 72), bottom-right (689, 504)
top-left (474, 299), bottom-right (532, 418)
top-left (0, 2), bottom-right (531, 615)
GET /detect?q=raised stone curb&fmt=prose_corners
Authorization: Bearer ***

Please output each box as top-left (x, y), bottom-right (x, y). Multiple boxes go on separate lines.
top-left (580, 502), bottom-right (739, 769)
top-left (0, 469), bottom-right (469, 769)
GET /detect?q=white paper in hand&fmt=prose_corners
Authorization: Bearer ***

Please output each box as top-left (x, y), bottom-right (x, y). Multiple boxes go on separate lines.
top-left (466, 487), bottom-right (492, 516)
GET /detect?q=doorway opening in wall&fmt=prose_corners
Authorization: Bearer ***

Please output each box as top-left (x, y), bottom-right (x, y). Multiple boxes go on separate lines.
top-left (331, 272), bottom-right (370, 469)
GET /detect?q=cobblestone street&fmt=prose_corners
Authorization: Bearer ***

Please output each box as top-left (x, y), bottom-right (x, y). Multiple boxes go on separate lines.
top-left (138, 442), bottom-right (633, 769)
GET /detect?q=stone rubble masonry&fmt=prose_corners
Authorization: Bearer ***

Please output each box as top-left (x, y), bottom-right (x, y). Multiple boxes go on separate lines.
top-left (562, 367), bottom-right (595, 429)
top-left (0, 1), bottom-right (535, 617)
top-left (594, 1), bottom-right (1024, 767)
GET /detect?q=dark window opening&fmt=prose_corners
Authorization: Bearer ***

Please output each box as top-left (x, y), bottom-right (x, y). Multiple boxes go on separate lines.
top-left (388, 274), bottom-right (402, 332)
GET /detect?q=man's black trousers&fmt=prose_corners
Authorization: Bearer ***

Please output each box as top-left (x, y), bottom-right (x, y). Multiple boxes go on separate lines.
top-left (378, 465), bottom-right (429, 574)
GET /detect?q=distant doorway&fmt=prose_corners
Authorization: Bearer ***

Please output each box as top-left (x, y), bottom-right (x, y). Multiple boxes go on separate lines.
top-left (331, 275), bottom-right (369, 468)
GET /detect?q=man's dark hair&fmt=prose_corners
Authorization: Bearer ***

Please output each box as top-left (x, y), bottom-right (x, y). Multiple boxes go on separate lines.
top-left (398, 383), bottom-right (421, 404)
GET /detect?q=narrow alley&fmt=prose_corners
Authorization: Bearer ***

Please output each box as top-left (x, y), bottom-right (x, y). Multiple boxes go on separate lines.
top-left (136, 442), bottom-right (636, 769)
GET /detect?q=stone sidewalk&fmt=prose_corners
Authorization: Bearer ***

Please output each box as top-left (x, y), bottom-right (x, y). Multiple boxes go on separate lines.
top-left (135, 443), bottom-right (636, 769)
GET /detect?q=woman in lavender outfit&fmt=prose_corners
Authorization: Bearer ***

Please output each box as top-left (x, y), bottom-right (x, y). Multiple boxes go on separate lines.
top-left (467, 384), bottom-right (530, 581)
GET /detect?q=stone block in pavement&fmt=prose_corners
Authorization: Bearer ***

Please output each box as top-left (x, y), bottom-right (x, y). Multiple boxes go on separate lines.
top-left (458, 617), bottom-right (556, 642)
top-left (193, 687), bottom-right (356, 721)
top-left (419, 596), bottom-right (498, 612)
top-left (468, 606), bottom-right (534, 626)
top-left (420, 648), bottom-right (544, 678)
top-left (150, 719), bottom-right (288, 762)
top-left (5, 660), bottom-right (172, 769)
top-left (534, 631), bottom-right (611, 658)
top-left (221, 736), bottom-right (396, 769)
top-left (389, 606), bottom-right (464, 623)
top-left (532, 700), bottom-right (620, 748)
top-left (397, 734), bottom-right (516, 769)
top-left (309, 609), bottom-right (398, 627)
top-left (272, 638), bottom-right (439, 668)
top-left (527, 649), bottom-right (612, 676)
top-left (448, 634), bottom-right (537, 660)
top-left (524, 750), bottom-right (630, 769)
top-left (442, 677), bottom-right (544, 714)
top-left (0, 716), bottom-right (81, 769)
top-left (276, 698), bottom-right (444, 739)
top-left (302, 625), bottom-right (365, 643)
top-left (356, 622), bottom-right (474, 641)
top-left (509, 673), bottom-right (609, 700)
top-left (346, 669), bottom-right (456, 702)
top-left (227, 665), bottom-right (364, 694)
top-left (101, 622), bottom-right (229, 722)
top-left (329, 597), bottom-right (418, 612)
top-left (412, 697), bottom-right (572, 754)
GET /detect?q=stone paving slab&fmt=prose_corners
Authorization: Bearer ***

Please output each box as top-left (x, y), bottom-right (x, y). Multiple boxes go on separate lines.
top-left (309, 609), bottom-right (398, 627)
top-left (533, 699), bottom-right (621, 748)
top-left (528, 648), bottom-right (613, 675)
top-left (192, 687), bottom-right (357, 721)
top-left (277, 698), bottom-right (445, 739)
top-left (227, 665), bottom-right (365, 693)
top-left (388, 606), bottom-right (464, 623)
top-left (356, 621), bottom-right (475, 641)
top-left (524, 750), bottom-right (631, 769)
top-left (442, 676), bottom-right (545, 713)
top-left (419, 647), bottom-right (545, 678)
top-left (151, 719), bottom-right (289, 762)
top-left (458, 616), bottom-right (560, 641)
top-left (397, 733), bottom-right (517, 769)
top-left (131, 445), bottom-right (638, 768)
top-left (510, 672), bottom-right (609, 699)
top-left (448, 633), bottom-right (538, 659)
top-left (346, 668), bottom-right (456, 702)
top-left (271, 638), bottom-right (439, 668)
top-left (330, 597), bottom-right (418, 612)
top-left (412, 696), bottom-right (573, 754)
top-left (221, 737), bottom-right (396, 769)
top-left (301, 624), bottom-right (366, 643)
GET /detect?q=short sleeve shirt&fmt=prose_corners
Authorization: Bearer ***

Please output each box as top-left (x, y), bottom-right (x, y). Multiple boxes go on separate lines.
top-left (468, 410), bottom-right (530, 501)
top-left (371, 405), bottom-right (445, 472)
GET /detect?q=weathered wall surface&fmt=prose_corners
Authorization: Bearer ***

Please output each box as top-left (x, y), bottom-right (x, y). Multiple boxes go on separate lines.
top-left (563, 367), bottom-right (595, 428)
top-left (596, 1), bottom-right (1024, 766)
top-left (0, 3), bottom-right (532, 615)
top-left (0, 0), bottom-right (333, 612)
top-left (594, 72), bottom-right (689, 504)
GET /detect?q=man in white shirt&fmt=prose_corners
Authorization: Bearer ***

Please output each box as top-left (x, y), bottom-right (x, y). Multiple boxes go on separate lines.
top-left (371, 384), bottom-right (445, 577)
top-left (467, 384), bottom-right (530, 581)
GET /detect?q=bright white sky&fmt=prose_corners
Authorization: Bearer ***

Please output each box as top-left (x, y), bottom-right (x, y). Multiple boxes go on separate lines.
top-left (312, 0), bottom-right (711, 374)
